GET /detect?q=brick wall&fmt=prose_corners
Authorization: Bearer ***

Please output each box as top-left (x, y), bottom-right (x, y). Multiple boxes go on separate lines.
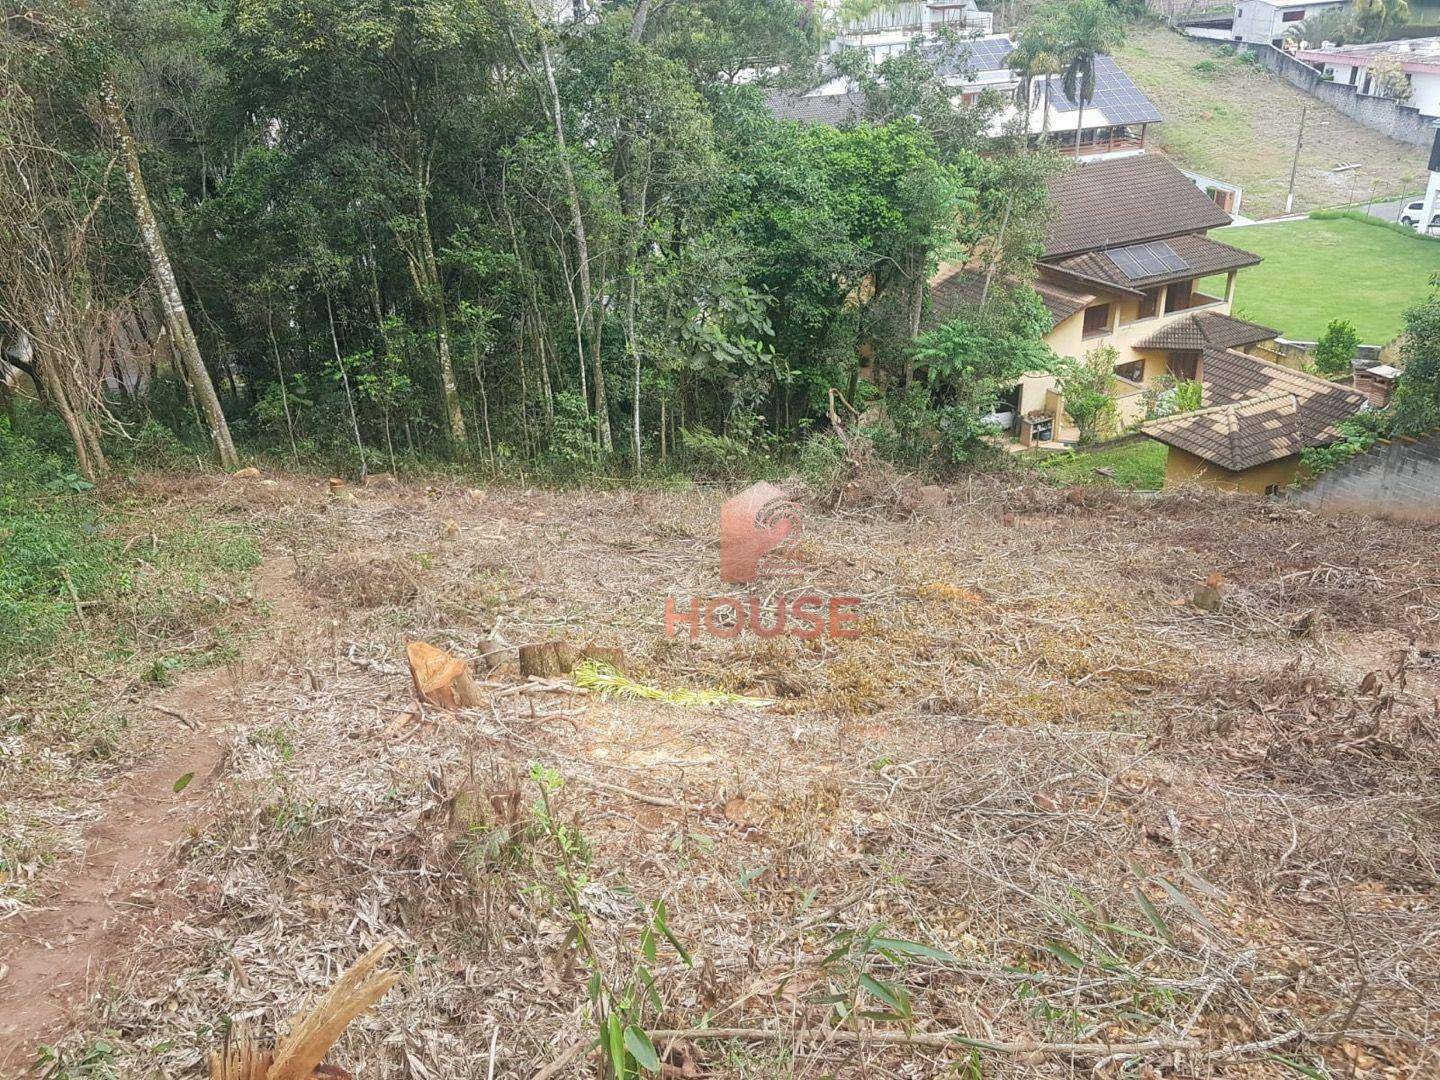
top-left (1290, 433), bottom-right (1440, 523)
top-left (1241, 45), bottom-right (1436, 148)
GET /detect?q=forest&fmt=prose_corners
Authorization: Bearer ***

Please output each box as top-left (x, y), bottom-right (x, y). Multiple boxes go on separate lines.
top-left (0, 0), bottom-right (1081, 481)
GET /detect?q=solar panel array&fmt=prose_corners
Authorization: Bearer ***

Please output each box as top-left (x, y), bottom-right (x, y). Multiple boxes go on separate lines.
top-left (922, 35), bottom-right (1015, 77)
top-left (1051, 56), bottom-right (1163, 124)
top-left (1106, 241), bottom-right (1190, 280)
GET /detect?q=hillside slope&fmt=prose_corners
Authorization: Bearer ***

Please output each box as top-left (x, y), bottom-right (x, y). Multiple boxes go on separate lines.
top-left (1118, 25), bottom-right (1428, 218)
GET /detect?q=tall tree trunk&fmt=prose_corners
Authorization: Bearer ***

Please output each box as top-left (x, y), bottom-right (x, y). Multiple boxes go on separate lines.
top-left (537, 36), bottom-right (610, 451)
top-left (265, 306), bottom-right (300, 465)
top-left (415, 193), bottom-right (466, 449)
top-left (102, 80), bottom-right (236, 470)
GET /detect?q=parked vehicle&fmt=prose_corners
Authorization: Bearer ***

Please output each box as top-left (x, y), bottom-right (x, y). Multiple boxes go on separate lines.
top-left (1396, 201), bottom-right (1440, 234)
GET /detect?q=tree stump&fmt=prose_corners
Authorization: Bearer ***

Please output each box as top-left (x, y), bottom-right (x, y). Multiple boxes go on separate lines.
top-left (518, 641), bottom-right (625, 678)
top-left (406, 641), bottom-right (484, 708)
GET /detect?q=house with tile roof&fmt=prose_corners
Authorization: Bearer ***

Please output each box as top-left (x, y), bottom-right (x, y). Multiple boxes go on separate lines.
top-left (1141, 350), bottom-right (1368, 492)
top-left (927, 152), bottom-right (1276, 443)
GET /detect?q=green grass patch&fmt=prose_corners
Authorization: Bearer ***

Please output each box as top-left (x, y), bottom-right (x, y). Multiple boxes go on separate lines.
top-left (1022, 438), bottom-right (1167, 490)
top-left (0, 415), bottom-right (261, 682)
top-left (1202, 217), bottom-right (1440, 342)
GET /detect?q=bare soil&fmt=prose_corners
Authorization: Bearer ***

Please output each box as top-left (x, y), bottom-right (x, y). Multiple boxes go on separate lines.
top-left (3, 470), bottom-right (1439, 1079)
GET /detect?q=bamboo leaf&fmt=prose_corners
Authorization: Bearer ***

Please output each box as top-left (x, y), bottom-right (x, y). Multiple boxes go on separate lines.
top-left (871, 936), bottom-right (960, 963)
top-left (1042, 940), bottom-right (1085, 970)
top-left (624, 1026), bottom-right (661, 1073)
top-left (1132, 886), bottom-right (1173, 944)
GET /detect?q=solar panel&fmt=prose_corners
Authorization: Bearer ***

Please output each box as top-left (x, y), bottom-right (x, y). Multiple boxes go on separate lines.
top-left (1050, 56), bottom-right (1163, 125)
top-left (1105, 241), bottom-right (1191, 280)
top-left (922, 36), bottom-right (1015, 78)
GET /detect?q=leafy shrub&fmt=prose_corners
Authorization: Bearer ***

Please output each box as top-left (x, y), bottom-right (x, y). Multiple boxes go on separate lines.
top-left (678, 427), bottom-right (760, 481)
top-left (1192, 59), bottom-right (1224, 76)
top-left (796, 432), bottom-right (849, 495)
top-left (860, 385), bottom-right (943, 473)
top-left (1312, 319), bottom-right (1360, 377)
top-left (1300, 411), bottom-right (1390, 476)
top-left (1058, 346), bottom-right (1119, 444)
top-left (544, 391), bottom-right (597, 468)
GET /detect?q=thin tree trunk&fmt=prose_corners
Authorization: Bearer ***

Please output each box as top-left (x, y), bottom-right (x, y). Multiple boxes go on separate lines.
top-left (265, 306), bottom-right (300, 465)
top-left (326, 293), bottom-right (368, 479)
top-left (415, 193), bottom-right (466, 449)
top-left (537, 36), bottom-right (610, 451)
top-left (102, 79), bottom-right (236, 469)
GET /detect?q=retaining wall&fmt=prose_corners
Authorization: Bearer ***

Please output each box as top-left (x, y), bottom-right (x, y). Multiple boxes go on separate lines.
top-left (1290, 433), bottom-right (1440, 523)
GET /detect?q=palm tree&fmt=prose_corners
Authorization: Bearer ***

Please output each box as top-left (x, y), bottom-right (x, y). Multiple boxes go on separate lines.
top-left (1053, 0), bottom-right (1125, 156)
top-left (1354, 0), bottom-right (1410, 36)
top-left (1009, 25), bottom-right (1061, 146)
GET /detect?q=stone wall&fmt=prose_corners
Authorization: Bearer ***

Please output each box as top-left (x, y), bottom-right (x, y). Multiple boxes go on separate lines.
top-left (1241, 45), bottom-right (1436, 147)
top-left (1290, 433), bottom-right (1440, 523)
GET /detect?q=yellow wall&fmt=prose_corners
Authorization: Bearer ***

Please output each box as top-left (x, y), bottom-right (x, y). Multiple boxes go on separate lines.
top-left (1162, 447), bottom-right (1301, 494)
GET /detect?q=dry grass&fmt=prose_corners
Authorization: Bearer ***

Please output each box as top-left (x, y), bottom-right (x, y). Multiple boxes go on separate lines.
top-left (17, 470), bottom-right (1440, 1078)
top-left (1117, 25), bottom-right (1429, 219)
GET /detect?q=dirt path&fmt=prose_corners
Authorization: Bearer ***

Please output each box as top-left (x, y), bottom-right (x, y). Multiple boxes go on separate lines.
top-left (0, 558), bottom-right (299, 1073)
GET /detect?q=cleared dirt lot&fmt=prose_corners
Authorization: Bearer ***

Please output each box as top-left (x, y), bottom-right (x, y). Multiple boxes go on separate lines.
top-left (3, 472), bottom-right (1439, 1078)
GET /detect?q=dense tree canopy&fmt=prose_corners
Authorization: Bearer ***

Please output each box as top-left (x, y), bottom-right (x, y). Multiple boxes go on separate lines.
top-left (0, 0), bottom-right (1060, 476)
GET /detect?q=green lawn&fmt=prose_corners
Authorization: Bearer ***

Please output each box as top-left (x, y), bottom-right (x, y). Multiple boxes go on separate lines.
top-left (1022, 438), bottom-right (1167, 491)
top-left (1204, 217), bottom-right (1440, 343)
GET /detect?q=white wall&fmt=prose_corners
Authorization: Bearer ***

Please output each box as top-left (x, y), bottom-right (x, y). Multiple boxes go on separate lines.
top-left (1232, 0), bottom-right (1346, 44)
top-left (1410, 70), bottom-right (1440, 117)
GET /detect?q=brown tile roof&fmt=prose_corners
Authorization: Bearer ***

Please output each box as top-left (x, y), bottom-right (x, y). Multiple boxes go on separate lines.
top-left (1041, 234), bottom-right (1261, 293)
top-left (1044, 154), bottom-right (1234, 259)
top-left (1133, 310), bottom-right (1278, 351)
top-left (925, 266), bottom-right (1092, 331)
top-left (1198, 348), bottom-right (1368, 441)
top-left (1142, 349), bottom-right (1368, 470)
top-left (1144, 394), bottom-right (1303, 471)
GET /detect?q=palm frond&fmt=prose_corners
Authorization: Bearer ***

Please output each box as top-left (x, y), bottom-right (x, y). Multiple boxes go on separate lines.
top-left (574, 660), bottom-right (775, 709)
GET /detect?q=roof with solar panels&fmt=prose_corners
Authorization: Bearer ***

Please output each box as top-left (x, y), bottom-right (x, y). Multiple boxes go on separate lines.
top-left (763, 33), bottom-right (1161, 135)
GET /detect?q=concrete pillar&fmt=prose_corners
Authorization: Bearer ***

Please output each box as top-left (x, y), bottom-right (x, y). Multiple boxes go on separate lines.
top-left (1419, 122), bottom-right (1440, 234)
top-left (1225, 271), bottom-right (1238, 305)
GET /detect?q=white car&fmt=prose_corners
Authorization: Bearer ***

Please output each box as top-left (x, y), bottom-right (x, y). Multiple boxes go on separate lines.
top-left (1398, 201), bottom-right (1440, 232)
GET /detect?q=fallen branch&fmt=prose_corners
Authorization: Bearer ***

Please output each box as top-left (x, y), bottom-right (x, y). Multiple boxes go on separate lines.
top-left (644, 1027), bottom-right (1201, 1057)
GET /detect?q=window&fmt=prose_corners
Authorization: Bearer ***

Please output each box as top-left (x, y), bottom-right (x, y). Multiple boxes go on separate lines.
top-left (1165, 279), bottom-right (1194, 314)
top-left (1137, 288), bottom-right (1162, 319)
top-left (1281, 8), bottom-right (1305, 21)
top-left (1115, 359), bottom-right (1145, 383)
top-left (1167, 353), bottom-right (1199, 381)
top-left (1082, 303), bottom-right (1112, 336)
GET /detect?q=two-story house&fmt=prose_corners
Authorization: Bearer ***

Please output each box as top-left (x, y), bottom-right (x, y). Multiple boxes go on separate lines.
top-left (928, 152), bottom-right (1276, 442)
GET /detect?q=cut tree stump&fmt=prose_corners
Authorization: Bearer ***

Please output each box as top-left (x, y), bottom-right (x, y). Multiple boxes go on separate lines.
top-left (518, 641), bottom-right (625, 678)
top-left (406, 641), bottom-right (484, 708)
